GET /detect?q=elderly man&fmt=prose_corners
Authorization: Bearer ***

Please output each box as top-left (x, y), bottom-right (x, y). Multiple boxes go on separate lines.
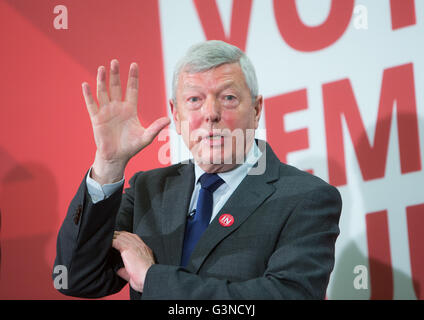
top-left (53, 40), bottom-right (341, 299)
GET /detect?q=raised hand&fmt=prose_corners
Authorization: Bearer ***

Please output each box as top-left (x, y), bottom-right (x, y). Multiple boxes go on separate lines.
top-left (82, 60), bottom-right (170, 184)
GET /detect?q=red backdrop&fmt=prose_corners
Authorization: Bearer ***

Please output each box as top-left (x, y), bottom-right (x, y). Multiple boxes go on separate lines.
top-left (0, 0), bottom-right (422, 299)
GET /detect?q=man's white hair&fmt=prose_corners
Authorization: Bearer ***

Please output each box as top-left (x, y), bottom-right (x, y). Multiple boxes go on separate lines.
top-left (172, 40), bottom-right (258, 103)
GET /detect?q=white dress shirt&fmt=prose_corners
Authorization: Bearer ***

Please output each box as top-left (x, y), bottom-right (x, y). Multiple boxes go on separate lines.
top-left (189, 142), bottom-right (262, 223)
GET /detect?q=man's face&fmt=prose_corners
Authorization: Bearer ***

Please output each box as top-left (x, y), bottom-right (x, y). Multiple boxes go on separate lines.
top-left (170, 62), bottom-right (262, 173)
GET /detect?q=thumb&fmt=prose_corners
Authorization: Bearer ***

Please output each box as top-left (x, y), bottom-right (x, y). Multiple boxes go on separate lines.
top-left (116, 267), bottom-right (130, 282)
top-left (142, 117), bottom-right (171, 145)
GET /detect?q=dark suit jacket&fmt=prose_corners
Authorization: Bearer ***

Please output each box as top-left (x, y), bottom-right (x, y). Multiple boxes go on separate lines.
top-left (53, 140), bottom-right (342, 299)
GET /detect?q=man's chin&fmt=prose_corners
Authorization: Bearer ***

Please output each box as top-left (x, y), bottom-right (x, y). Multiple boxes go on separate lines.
top-left (193, 148), bottom-right (231, 165)
top-left (194, 160), bottom-right (240, 173)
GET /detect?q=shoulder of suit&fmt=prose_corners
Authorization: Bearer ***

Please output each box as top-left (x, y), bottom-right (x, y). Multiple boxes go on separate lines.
top-left (277, 161), bottom-right (340, 197)
top-left (129, 162), bottom-right (190, 184)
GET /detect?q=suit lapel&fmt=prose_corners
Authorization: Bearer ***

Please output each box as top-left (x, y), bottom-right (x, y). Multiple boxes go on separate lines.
top-left (161, 162), bottom-right (195, 266)
top-left (187, 142), bottom-right (281, 273)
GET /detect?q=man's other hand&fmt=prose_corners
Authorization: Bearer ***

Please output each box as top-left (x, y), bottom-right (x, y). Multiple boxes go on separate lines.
top-left (112, 231), bottom-right (155, 293)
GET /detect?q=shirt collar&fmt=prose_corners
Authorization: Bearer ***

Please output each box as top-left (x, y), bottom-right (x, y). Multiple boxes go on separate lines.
top-left (193, 140), bottom-right (262, 188)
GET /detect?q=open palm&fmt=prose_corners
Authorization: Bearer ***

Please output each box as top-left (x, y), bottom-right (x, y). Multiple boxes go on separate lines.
top-left (82, 60), bottom-right (170, 180)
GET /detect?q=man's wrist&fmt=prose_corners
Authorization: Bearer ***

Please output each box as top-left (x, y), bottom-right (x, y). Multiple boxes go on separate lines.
top-left (91, 155), bottom-right (127, 185)
top-left (86, 168), bottom-right (124, 203)
top-left (139, 263), bottom-right (155, 293)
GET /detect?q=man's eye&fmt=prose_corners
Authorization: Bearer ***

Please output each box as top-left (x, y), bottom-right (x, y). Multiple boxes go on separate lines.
top-left (188, 97), bottom-right (200, 103)
top-left (222, 95), bottom-right (238, 105)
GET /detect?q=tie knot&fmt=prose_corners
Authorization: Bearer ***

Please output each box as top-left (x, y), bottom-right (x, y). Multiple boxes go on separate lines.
top-left (199, 173), bottom-right (224, 193)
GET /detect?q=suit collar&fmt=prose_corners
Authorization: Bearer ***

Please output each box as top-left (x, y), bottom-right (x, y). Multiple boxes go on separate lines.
top-left (160, 140), bottom-right (281, 269)
top-left (187, 140), bottom-right (281, 272)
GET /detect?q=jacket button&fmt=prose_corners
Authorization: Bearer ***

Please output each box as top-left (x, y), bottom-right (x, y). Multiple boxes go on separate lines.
top-left (73, 205), bottom-right (82, 225)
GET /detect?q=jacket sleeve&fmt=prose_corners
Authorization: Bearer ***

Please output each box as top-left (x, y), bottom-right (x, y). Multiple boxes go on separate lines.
top-left (141, 185), bottom-right (342, 300)
top-left (52, 172), bottom-right (138, 298)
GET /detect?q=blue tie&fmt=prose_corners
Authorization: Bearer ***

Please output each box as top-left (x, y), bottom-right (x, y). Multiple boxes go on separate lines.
top-left (181, 173), bottom-right (224, 267)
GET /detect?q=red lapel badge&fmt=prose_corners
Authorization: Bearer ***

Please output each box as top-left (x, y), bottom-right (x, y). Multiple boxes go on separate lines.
top-left (219, 214), bottom-right (234, 227)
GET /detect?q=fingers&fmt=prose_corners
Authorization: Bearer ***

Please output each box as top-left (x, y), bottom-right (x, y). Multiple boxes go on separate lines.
top-left (82, 82), bottom-right (98, 117)
top-left (125, 62), bottom-right (139, 106)
top-left (113, 231), bottom-right (142, 241)
top-left (84, 60), bottom-right (138, 115)
top-left (113, 231), bottom-right (147, 250)
top-left (109, 59), bottom-right (122, 101)
top-left (97, 66), bottom-right (110, 106)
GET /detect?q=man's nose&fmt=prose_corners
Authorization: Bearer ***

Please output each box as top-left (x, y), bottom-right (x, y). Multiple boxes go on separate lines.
top-left (203, 96), bottom-right (221, 123)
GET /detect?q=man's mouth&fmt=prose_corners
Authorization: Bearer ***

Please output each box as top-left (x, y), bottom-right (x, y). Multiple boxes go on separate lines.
top-left (201, 133), bottom-right (226, 146)
top-left (205, 134), bottom-right (223, 139)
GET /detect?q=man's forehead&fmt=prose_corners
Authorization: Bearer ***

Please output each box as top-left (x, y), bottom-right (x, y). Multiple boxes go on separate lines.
top-left (180, 79), bottom-right (237, 90)
top-left (178, 63), bottom-right (244, 89)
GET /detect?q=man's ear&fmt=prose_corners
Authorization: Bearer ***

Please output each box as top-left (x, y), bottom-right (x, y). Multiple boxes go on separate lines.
top-left (169, 99), bottom-right (181, 135)
top-left (253, 95), bottom-right (263, 129)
